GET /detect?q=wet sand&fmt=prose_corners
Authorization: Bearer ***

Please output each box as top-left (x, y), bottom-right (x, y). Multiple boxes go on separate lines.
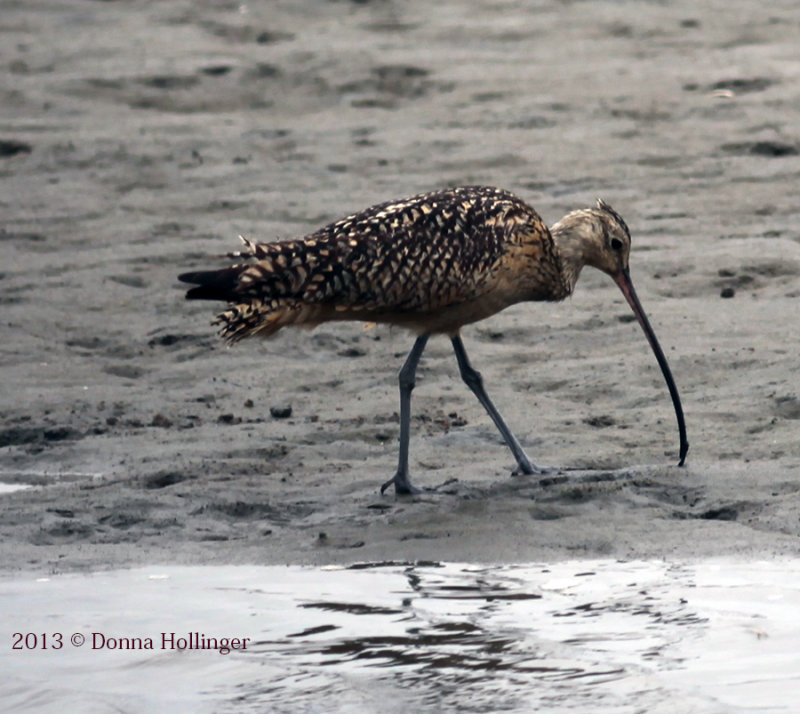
top-left (2, 0), bottom-right (800, 575)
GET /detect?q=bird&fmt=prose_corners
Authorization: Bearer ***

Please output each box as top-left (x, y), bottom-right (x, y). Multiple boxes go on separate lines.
top-left (179, 185), bottom-right (688, 494)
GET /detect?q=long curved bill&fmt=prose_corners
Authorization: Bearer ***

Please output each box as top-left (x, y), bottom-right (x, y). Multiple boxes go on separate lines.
top-left (614, 268), bottom-right (689, 466)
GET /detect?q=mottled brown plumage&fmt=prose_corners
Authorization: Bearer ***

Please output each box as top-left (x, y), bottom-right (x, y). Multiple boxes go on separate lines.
top-left (181, 186), bottom-right (568, 341)
top-left (179, 185), bottom-right (688, 494)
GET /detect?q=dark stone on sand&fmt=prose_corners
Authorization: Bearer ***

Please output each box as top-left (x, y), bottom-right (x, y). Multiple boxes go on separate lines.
top-left (720, 140), bottom-right (798, 157)
top-left (584, 414), bottom-right (616, 428)
top-left (43, 426), bottom-right (82, 442)
top-left (147, 333), bottom-right (184, 347)
top-left (201, 65), bottom-right (232, 76)
top-left (711, 77), bottom-right (775, 94)
top-left (0, 427), bottom-right (43, 447)
top-left (0, 139), bottom-right (32, 157)
top-left (141, 471), bottom-right (188, 489)
top-left (699, 506), bottom-right (739, 521)
top-left (337, 346), bottom-right (366, 357)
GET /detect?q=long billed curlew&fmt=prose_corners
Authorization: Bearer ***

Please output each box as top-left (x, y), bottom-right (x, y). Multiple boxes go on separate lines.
top-left (179, 185), bottom-right (688, 494)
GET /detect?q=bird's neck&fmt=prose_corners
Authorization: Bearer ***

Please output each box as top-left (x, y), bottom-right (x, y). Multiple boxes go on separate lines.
top-left (550, 219), bottom-right (588, 295)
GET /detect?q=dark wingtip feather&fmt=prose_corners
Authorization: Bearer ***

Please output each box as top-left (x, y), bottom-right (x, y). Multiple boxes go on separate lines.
top-left (178, 267), bottom-right (245, 301)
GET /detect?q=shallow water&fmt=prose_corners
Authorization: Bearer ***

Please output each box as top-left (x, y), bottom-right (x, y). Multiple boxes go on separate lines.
top-left (0, 483), bottom-right (30, 494)
top-left (2, 559), bottom-right (798, 713)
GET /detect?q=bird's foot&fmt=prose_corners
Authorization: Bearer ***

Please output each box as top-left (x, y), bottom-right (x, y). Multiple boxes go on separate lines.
top-left (512, 458), bottom-right (547, 477)
top-left (380, 473), bottom-right (458, 496)
top-left (380, 470), bottom-right (423, 496)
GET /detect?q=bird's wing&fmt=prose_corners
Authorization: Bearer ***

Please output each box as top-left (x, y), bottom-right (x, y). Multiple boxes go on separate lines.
top-left (251, 186), bottom-right (546, 313)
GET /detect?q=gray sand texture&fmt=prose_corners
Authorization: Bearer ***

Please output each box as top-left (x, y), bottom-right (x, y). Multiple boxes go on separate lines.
top-left (1, 0), bottom-right (800, 572)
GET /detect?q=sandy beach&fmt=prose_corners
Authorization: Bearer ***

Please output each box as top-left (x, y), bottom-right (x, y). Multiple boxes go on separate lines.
top-left (2, 0), bottom-right (800, 575)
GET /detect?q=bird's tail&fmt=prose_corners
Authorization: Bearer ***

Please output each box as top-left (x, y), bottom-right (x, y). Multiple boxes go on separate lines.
top-left (178, 236), bottom-right (273, 301)
top-left (179, 237), bottom-right (317, 343)
top-left (179, 266), bottom-right (248, 302)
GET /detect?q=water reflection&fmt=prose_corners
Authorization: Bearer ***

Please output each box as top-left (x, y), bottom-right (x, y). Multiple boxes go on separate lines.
top-left (239, 561), bottom-right (705, 712)
top-left (2, 560), bottom-right (798, 713)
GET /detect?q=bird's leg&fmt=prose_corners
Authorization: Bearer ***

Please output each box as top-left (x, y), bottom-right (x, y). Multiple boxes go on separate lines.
top-left (451, 335), bottom-right (538, 475)
top-left (381, 334), bottom-right (430, 495)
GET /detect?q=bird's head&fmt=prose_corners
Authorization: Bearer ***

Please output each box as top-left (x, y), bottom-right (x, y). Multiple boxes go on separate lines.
top-left (587, 199), bottom-right (631, 278)
top-left (551, 199), bottom-right (632, 282)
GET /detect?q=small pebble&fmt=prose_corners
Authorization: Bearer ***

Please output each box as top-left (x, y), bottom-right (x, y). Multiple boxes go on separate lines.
top-left (270, 405), bottom-right (292, 419)
top-left (720, 287), bottom-right (735, 298)
top-left (151, 413), bottom-right (172, 428)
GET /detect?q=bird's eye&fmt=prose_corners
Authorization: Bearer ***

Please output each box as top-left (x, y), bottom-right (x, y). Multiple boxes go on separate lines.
top-left (610, 237), bottom-right (623, 251)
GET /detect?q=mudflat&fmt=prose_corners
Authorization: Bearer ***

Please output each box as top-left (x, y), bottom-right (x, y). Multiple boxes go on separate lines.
top-left (2, 0), bottom-right (799, 574)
